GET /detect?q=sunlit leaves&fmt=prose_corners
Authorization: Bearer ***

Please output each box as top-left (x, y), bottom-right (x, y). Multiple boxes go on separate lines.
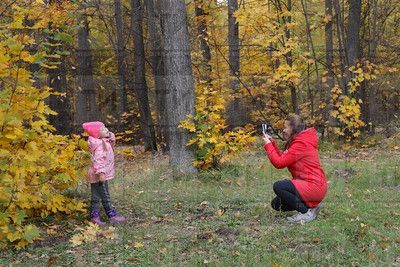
top-left (0, 0), bottom-right (88, 248)
top-left (180, 84), bottom-right (256, 170)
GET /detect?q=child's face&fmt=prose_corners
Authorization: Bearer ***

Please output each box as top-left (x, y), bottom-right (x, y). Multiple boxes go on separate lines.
top-left (99, 126), bottom-right (110, 138)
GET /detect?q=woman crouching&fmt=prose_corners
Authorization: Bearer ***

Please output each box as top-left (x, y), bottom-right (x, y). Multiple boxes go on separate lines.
top-left (263, 114), bottom-right (327, 223)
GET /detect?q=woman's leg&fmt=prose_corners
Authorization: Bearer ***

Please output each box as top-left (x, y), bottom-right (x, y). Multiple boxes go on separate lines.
top-left (271, 196), bottom-right (294, 211)
top-left (272, 180), bottom-right (309, 213)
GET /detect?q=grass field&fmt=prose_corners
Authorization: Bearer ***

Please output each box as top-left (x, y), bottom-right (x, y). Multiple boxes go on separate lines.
top-left (1, 141), bottom-right (400, 266)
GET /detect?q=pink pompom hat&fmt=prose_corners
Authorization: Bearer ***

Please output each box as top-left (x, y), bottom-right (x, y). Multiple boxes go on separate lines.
top-left (82, 121), bottom-right (105, 138)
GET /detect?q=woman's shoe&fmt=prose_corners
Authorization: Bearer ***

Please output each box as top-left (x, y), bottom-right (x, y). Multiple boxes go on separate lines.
top-left (310, 203), bottom-right (323, 218)
top-left (287, 209), bottom-right (315, 223)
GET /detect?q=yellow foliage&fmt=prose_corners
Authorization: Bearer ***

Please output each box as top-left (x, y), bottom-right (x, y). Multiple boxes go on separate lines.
top-left (180, 83), bottom-right (256, 170)
top-left (0, 1), bottom-right (86, 248)
top-left (329, 61), bottom-right (379, 140)
top-left (330, 88), bottom-right (366, 140)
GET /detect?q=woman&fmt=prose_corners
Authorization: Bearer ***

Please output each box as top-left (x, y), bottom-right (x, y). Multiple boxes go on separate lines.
top-left (263, 114), bottom-right (327, 223)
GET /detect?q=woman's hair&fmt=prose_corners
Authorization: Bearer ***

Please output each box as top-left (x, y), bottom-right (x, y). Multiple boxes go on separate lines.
top-left (285, 114), bottom-right (306, 149)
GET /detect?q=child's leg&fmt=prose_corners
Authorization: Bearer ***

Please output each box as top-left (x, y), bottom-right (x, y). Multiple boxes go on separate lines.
top-left (97, 181), bottom-right (114, 214)
top-left (90, 183), bottom-right (102, 215)
top-left (89, 183), bottom-right (107, 225)
top-left (98, 181), bottom-right (126, 222)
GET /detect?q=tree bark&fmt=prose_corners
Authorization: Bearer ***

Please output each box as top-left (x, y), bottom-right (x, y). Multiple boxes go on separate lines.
top-left (333, 0), bottom-right (348, 93)
top-left (367, 0), bottom-right (378, 132)
top-left (46, 0), bottom-right (72, 134)
top-left (48, 54), bottom-right (71, 134)
top-left (146, 0), bottom-right (169, 151)
top-left (114, 0), bottom-right (128, 115)
top-left (194, 0), bottom-right (212, 84)
top-left (283, 0), bottom-right (299, 114)
top-left (346, 0), bottom-right (362, 69)
top-left (131, 0), bottom-right (157, 151)
top-left (346, 0), bottom-right (365, 120)
top-left (75, 13), bottom-right (100, 128)
top-left (227, 0), bottom-right (247, 126)
top-left (158, 0), bottom-right (197, 173)
top-left (325, 0), bottom-right (335, 125)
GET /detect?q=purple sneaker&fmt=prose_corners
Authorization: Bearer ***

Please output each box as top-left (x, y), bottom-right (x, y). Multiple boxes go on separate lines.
top-left (89, 210), bottom-right (106, 226)
top-left (107, 209), bottom-right (126, 223)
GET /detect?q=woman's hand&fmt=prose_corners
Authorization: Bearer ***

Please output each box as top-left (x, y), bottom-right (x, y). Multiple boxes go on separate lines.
top-left (263, 133), bottom-right (273, 144)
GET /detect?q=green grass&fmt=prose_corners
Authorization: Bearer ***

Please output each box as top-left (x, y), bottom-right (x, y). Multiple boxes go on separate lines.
top-left (1, 145), bottom-right (400, 266)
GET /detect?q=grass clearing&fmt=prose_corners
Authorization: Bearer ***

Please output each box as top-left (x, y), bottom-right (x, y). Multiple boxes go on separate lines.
top-left (1, 144), bottom-right (400, 266)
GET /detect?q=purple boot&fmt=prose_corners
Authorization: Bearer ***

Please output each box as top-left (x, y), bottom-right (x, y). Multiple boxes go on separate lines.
top-left (90, 210), bottom-right (106, 226)
top-left (107, 209), bottom-right (126, 223)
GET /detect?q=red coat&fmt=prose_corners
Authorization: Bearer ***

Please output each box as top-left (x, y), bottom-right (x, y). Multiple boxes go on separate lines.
top-left (264, 128), bottom-right (327, 208)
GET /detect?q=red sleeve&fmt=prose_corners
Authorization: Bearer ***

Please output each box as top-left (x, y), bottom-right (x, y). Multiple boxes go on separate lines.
top-left (271, 140), bottom-right (282, 156)
top-left (264, 141), bottom-right (306, 169)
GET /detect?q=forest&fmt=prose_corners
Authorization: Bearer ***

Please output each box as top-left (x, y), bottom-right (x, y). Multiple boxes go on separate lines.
top-left (1, 0), bottom-right (400, 265)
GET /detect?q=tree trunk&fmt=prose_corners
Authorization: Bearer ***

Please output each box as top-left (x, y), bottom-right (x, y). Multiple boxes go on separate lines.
top-left (283, 0), bottom-right (299, 114)
top-left (194, 0), bottom-right (212, 84)
top-left (346, 0), bottom-right (361, 69)
top-left (131, 0), bottom-right (157, 151)
top-left (227, 0), bottom-right (247, 126)
top-left (367, 0), bottom-right (378, 132)
top-left (146, 0), bottom-right (169, 151)
top-left (333, 0), bottom-right (348, 93)
top-left (346, 0), bottom-right (365, 120)
top-left (325, 0), bottom-right (335, 125)
top-left (114, 0), bottom-right (128, 115)
top-left (158, 0), bottom-right (197, 173)
top-left (75, 14), bottom-right (100, 128)
top-left (48, 55), bottom-right (71, 134)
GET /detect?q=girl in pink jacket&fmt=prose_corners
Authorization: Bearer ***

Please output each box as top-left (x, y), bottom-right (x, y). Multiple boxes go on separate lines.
top-left (82, 121), bottom-right (125, 225)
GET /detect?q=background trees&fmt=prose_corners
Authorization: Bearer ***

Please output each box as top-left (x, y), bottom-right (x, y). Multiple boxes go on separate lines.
top-left (1, 0), bottom-right (400, 248)
top-left (2, 0), bottom-right (400, 167)
top-left (3, 0), bottom-right (399, 166)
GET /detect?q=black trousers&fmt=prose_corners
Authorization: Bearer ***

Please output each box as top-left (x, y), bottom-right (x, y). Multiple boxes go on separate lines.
top-left (90, 181), bottom-right (113, 215)
top-left (271, 179), bottom-right (309, 214)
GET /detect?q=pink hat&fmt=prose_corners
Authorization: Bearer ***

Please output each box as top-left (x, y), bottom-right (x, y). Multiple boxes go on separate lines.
top-left (82, 121), bottom-right (104, 138)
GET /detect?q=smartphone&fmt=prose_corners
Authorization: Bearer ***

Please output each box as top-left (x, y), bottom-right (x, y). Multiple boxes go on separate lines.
top-left (262, 123), bottom-right (268, 135)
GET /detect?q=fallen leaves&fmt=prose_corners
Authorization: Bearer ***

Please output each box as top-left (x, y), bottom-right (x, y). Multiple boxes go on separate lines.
top-left (312, 237), bottom-right (320, 244)
top-left (133, 242), bottom-right (144, 250)
top-left (47, 256), bottom-right (58, 267)
top-left (69, 223), bottom-right (117, 247)
top-left (215, 209), bottom-right (225, 217)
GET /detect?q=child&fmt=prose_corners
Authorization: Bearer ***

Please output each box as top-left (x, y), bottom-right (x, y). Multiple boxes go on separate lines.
top-left (82, 121), bottom-right (126, 225)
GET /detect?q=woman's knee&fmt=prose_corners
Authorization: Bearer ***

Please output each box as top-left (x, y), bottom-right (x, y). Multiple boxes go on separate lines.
top-left (273, 179), bottom-right (294, 194)
top-left (273, 180), bottom-right (286, 194)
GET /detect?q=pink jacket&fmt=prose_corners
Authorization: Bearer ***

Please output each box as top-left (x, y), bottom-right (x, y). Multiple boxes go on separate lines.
top-left (87, 133), bottom-right (116, 183)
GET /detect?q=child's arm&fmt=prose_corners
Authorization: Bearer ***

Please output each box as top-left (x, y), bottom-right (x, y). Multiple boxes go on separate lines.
top-left (92, 147), bottom-right (107, 176)
top-left (106, 132), bottom-right (116, 148)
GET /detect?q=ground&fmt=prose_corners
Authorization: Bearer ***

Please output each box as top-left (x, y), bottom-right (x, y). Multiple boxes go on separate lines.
top-left (1, 140), bottom-right (400, 266)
